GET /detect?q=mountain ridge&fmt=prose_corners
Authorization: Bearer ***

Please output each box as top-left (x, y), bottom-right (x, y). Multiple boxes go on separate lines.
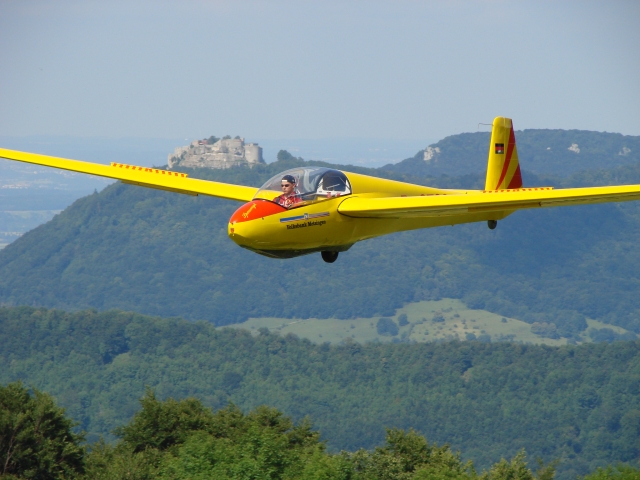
top-left (382, 129), bottom-right (640, 178)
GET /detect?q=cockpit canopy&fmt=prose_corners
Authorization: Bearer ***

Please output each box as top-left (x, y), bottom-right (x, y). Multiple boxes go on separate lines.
top-left (253, 167), bottom-right (352, 208)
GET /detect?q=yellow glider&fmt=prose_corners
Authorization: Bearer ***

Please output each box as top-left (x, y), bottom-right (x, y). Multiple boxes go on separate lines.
top-left (2, 116), bottom-right (639, 263)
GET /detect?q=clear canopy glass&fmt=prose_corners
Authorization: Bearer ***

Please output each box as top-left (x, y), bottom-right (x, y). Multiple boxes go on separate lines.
top-left (253, 167), bottom-right (352, 209)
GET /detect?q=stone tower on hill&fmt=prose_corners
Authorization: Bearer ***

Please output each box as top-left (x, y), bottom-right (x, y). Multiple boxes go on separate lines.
top-left (168, 137), bottom-right (265, 170)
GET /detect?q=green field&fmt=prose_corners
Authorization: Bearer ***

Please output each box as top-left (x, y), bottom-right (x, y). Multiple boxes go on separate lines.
top-left (226, 298), bottom-right (634, 345)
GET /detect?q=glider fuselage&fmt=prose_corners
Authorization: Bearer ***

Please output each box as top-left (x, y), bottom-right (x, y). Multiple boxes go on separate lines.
top-left (228, 170), bottom-right (509, 258)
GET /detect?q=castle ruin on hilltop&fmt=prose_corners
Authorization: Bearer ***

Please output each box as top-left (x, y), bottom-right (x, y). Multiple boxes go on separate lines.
top-left (168, 137), bottom-right (264, 170)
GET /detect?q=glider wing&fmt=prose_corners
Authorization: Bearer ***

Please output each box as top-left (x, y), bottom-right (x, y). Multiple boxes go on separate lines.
top-left (338, 185), bottom-right (640, 218)
top-left (0, 148), bottom-right (257, 202)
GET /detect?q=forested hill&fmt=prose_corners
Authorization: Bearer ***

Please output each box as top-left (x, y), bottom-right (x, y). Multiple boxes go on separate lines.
top-left (383, 129), bottom-right (640, 177)
top-left (2, 141), bottom-right (640, 336)
top-left (2, 306), bottom-right (640, 479)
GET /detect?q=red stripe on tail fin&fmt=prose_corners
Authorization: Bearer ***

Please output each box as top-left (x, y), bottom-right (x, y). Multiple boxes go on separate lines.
top-left (485, 117), bottom-right (523, 191)
top-left (507, 164), bottom-right (523, 189)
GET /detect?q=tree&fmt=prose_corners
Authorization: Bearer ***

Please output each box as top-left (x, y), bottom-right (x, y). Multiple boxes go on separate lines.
top-left (530, 322), bottom-right (559, 339)
top-left (159, 412), bottom-right (323, 479)
top-left (0, 382), bottom-right (84, 479)
top-left (83, 440), bottom-right (162, 480)
top-left (114, 389), bottom-right (216, 453)
top-left (95, 394), bottom-right (329, 480)
top-left (479, 450), bottom-right (557, 480)
top-left (349, 428), bottom-right (472, 479)
top-left (583, 465), bottom-right (640, 480)
top-left (277, 149), bottom-right (295, 161)
top-left (377, 317), bottom-right (399, 336)
top-left (590, 328), bottom-right (637, 343)
top-left (398, 314), bottom-right (409, 327)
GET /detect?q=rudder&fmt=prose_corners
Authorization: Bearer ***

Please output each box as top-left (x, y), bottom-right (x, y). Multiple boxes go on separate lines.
top-left (485, 117), bottom-right (523, 191)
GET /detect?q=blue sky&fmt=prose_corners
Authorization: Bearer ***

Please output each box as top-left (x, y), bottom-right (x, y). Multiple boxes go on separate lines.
top-left (1, 0), bottom-right (639, 147)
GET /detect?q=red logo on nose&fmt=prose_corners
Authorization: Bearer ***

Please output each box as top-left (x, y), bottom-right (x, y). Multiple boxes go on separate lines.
top-left (230, 200), bottom-right (287, 224)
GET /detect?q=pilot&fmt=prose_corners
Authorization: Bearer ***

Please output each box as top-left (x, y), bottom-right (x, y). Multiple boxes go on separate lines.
top-left (274, 174), bottom-right (302, 209)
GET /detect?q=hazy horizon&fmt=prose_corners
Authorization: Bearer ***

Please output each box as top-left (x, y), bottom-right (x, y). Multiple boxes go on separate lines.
top-left (1, 1), bottom-right (638, 144)
top-left (0, 134), bottom-right (433, 167)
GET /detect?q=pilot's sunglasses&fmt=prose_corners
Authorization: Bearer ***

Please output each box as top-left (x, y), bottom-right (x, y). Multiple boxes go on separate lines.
top-left (281, 183), bottom-right (292, 188)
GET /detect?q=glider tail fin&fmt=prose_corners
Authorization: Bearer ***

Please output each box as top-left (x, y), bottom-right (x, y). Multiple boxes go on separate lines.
top-left (484, 117), bottom-right (523, 191)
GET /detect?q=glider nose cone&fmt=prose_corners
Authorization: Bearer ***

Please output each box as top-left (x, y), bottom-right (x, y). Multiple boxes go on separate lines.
top-left (228, 200), bottom-right (286, 247)
top-left (228, 222), bottom-right (245, 246)
top-left (228, 220), bottom-right (254, 249)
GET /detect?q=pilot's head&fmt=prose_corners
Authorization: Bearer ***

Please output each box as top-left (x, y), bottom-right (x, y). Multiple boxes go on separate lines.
top-left (281, 175), bottom-right (296, 196)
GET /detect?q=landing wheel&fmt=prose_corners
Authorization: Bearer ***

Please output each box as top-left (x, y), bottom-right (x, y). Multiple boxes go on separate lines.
top-left (487, 220), bottom-right (498, 230)
top-left (321, 251), bottom-right (339, 263)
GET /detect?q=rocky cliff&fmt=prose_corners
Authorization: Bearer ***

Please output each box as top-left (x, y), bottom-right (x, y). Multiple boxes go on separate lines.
top-left (168, 137), bottom-right (264, 170)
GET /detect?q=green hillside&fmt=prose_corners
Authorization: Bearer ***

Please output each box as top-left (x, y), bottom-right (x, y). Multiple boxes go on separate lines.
top-left (383, 129), bottom-right (640, 177)
top-left (2, 306), bottom-right (640, 479)
top-left (2, 145), bottom-right (640, 335)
